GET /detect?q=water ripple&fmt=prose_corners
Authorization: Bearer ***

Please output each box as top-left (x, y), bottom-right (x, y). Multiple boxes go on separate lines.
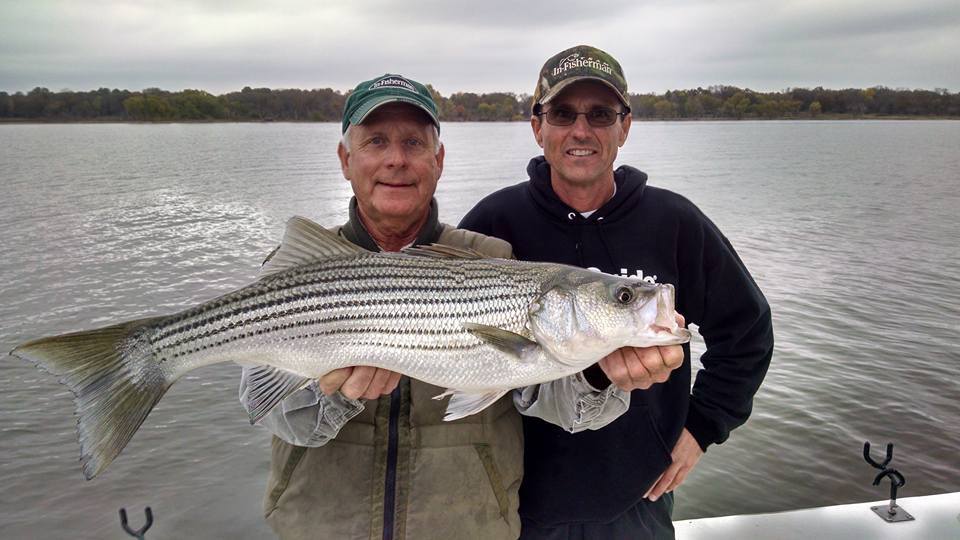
top-left (1, 121), bottom-right (958, 536)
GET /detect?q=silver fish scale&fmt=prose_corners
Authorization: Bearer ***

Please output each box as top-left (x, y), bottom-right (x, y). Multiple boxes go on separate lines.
top-left (149, 254), bottom-right (566, 389)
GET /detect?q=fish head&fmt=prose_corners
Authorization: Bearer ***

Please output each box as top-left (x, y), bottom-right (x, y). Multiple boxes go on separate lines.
top-left (529, 268), bottom-right (691, 367)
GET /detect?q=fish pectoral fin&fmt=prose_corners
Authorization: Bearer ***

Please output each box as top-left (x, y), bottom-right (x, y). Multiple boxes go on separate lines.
top-left (260, 216), bottom-right (365, 277)
top-left (438, 389), bottom-right (511, 421)
top-left (245, 365), bottom-right (314, 425)
top-left (463, 322), bottom-right (540, 361)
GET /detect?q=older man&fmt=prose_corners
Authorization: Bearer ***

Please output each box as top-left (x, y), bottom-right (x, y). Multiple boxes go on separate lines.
top-left (460, 46), bottom-right (774, 539)
top-left (239, 74), bottom-right (523, 539)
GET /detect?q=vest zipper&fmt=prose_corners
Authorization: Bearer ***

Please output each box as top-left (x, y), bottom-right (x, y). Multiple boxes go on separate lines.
top-left (382, 385), bottom-right (401, 540)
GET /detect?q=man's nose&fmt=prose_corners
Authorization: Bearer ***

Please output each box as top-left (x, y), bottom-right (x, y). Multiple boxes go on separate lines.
top-left (569, 113), bottom-right (592, 138)
top-left (384, 142), bottom-right (407, 167)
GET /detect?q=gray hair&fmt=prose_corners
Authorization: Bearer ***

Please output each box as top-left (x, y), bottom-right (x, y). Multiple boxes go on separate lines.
top-left (341, 124), bottom-right (441, 154)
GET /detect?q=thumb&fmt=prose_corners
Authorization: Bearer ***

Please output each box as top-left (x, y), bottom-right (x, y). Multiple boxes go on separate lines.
top-left (318, 367), bottom-right (353, 395)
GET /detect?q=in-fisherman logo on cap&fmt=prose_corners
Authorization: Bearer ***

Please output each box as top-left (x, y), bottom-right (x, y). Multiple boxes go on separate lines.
top-left (369, 77), bottom-right (417, 93)
top-left (342, 73), bottom-right (440, 133)
top-left (533, 45), bottom-right (629, 110)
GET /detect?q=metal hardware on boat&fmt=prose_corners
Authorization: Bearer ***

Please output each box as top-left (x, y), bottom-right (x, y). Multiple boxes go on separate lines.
top-left (119, 506), bottom-right (154, 539)
top-left (863, 441), bottom-right (914, 523)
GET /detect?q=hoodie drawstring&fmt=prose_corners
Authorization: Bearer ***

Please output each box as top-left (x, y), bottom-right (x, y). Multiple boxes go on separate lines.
top-left (570, 212), bottom-right (586, 267)
top-left (595, 217), bottom-right (621, 272)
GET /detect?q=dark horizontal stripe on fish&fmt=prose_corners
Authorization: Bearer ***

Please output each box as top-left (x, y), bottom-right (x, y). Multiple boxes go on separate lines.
top-left (153, 261), bottom-right (530, 343)
top-left (153, 280), bottom-right (528, 347)
top-left (167, 318), bottom-right (493, 359)
top-left (153, 285), bottom-right (522, 344)
top-left (157, 294), bottom-right (524, 355)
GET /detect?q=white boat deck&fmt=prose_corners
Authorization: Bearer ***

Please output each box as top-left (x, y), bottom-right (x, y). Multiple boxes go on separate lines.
top-left (675, 492), bottom-right (960, 539)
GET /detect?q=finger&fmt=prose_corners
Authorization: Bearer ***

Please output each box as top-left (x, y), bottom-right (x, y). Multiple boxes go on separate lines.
top-left (644, 472), bottom-right (664, 499)
top-left (675, 312), bottom-right (686, 327)
top-left (318, 367), bottom-right (353, 396)
top-left (647, 463), bottom-right (681, 501)
top-left (363, 368), bottom-right (395, 400)
top-left (666, 466), bottom-right (690, 493)
top-left (385, 371), bottom-right (402, 394)
top-left (632, 347), bottom-right (670, 385)
top-left (341, 366), bottom-right (376, 400)
top-left (599, 350), bottom-right (630, 389)
top-left (659, 344), bottom-right (685, 370)
top-left (624, 348), bottom-right (656, 388)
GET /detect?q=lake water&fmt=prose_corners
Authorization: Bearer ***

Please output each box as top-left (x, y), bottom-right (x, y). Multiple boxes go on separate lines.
top-left (1, 121), bottom-right (958, 538)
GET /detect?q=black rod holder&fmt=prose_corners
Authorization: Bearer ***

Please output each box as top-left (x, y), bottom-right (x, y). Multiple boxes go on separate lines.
top-left (119, 506), bottom-right (154, 539)
top-left (863, 441), bottom-right (914, 523)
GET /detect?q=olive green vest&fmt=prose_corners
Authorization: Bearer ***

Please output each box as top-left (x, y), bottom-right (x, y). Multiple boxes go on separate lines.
top-left (262, 202), bottom-right (522, 540)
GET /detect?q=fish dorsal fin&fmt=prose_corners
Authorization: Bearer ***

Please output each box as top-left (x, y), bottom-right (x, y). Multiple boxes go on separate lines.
top-left (401, 244), bottom-right (487, 260)
top-left (245, 365), bottom-right (314, 424)
top-left (463, 322), bottom-right (540, 361)
top-left (433, 388), bottom-right (511, 421)
top-left (261, 216), bottom-right (364, 277)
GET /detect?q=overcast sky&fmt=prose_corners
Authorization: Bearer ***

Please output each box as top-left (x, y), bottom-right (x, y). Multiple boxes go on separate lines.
top-left (2, 0), bottom-right (958, 95)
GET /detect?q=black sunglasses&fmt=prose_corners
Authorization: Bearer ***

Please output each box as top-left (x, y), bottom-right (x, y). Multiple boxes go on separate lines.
top-left (536, 106), bottom-right (630, 127)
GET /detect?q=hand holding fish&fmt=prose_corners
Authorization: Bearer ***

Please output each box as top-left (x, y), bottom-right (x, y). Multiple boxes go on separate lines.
top-left (598, 313), bottom-right (686, 391)
top-left (319, 367), bottom-right (402, 400)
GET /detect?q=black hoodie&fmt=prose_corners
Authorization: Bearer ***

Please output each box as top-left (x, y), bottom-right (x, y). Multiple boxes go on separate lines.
top-left (459, 156), bottom-right (774, 525)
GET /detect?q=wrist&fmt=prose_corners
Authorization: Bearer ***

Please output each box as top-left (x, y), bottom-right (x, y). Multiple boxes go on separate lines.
top-left (581, 364), bottom-right (611, 390)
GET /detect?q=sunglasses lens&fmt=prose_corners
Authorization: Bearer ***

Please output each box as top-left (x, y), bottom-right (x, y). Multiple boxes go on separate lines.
top-left (587, 108), bottom-right (616, 126)
top-left (543, 107), bottom-right (619, 127)
top-left (546, 108), bottom-right (576, 125)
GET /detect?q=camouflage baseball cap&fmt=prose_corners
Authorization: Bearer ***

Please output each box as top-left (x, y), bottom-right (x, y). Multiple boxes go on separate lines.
top-left (341, 74), bottom-right (440, 133)
top-left (532, 45), bottom-right (629, 109)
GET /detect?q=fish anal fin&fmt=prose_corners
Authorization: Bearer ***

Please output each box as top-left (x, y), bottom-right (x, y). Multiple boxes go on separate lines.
top-left (245, 365), bottom-right (314, 425)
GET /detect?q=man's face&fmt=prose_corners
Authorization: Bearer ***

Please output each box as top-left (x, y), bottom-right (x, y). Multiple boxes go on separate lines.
top-left (532, 80), bottom-right (631, 188)
top-left (338, 103), bottom-right (443, 225)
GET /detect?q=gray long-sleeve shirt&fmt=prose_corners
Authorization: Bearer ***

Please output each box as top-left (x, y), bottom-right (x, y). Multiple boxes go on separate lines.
top-left (239, 369), bottom-right (630, 447)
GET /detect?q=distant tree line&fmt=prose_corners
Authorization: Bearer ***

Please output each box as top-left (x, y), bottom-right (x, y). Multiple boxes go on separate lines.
top-left (1, 85), bottom-right (957, 122)
top-left (628, 86), bottom-right (959, 119)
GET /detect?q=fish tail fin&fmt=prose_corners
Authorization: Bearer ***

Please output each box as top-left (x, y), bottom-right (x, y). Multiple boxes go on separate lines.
top-left (11, 317), bottom-right (169, 480)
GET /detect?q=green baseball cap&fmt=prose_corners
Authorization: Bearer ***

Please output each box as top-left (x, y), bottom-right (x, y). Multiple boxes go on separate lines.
top-left (532, 45), bottom-right (629, 110)
top-left (341, 74), bottom-right (440, 133)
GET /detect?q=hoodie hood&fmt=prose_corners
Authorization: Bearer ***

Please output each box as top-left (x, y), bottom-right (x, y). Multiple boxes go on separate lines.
top-left (525, 155), bottom-right (648, 225)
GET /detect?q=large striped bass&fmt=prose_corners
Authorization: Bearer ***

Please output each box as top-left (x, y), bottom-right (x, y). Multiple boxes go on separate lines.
top-left (11, 216), bottom-right (690, 480)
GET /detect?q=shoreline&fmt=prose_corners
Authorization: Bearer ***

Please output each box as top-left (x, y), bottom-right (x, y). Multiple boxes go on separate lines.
top-left (2, 115), bottom-right (958, 125)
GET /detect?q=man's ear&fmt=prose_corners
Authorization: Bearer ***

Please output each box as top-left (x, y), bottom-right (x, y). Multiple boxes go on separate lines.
top-left (531, 116), bottom-right (544, 148)
top-left (619, 114), bottom-right (632, 147)
top-left (435, 142), bottom-right (445, 174)
top-left (337, 141), bottom-right (350, 180)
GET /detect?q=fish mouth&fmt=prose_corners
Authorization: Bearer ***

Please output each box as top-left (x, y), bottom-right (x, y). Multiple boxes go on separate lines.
top-left (634, 326), bottom-right (691, 347)
top-left (651, 324), bottom-right (673, 334)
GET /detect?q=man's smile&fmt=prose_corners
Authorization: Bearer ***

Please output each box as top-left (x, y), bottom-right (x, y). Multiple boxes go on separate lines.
top-left (376, 181), bottom-right (416, 188)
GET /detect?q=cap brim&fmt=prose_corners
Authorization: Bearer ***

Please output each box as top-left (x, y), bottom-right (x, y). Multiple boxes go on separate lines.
top-left (349, 96), bottom-right (440, 131)
top-left (539, 76), bottom-right (630, 108)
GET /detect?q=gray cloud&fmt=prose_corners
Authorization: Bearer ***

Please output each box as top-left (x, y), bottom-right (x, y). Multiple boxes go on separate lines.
top-left (357, 0), bottom-right (638, 27)
top-left (1, 0), bottom-right (957, 94)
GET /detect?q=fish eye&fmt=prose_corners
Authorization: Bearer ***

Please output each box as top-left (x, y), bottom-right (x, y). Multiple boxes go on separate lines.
top-left (615, 286), bottom-right (634, 304)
